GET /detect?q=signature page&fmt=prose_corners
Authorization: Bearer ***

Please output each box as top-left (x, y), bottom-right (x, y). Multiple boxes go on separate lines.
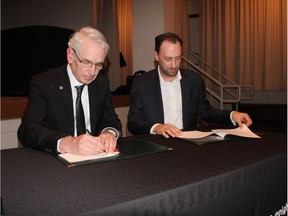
top-left (179, 124), bottom-right (261, 139)
top-left (212, 124), bottom-right (261, 138)
top-left (179, 130), bottom-right (215, 139)
top-left (59, 151), bottom-right (120, 163)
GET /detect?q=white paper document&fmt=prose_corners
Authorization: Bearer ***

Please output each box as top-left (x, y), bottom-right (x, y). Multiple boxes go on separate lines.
top-left (179, 124), bottom-right (261, 139)
top-left (59, 151), bottom-right (120, 163)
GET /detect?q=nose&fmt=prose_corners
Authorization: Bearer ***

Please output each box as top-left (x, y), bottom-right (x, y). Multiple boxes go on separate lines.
top-left (90, 64), bottom-right (101, 74)
top-left (171, 59), bottom-right (177, 68)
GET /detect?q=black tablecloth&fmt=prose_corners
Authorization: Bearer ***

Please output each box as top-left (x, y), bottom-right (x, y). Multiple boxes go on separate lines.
top-left (1, 132), bottom-right (287, 216)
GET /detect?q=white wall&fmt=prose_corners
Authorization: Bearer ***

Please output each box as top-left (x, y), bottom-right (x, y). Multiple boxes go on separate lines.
top-left (132, 0), bottom-right (164, 72)
top-left (1, 119), bottom-right (21, 149)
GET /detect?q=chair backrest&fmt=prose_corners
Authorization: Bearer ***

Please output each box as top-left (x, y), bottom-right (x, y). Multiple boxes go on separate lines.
top-left (134, 70), bottom-right (145, 76)
top-left (126, 70), bottom-right (146, 88)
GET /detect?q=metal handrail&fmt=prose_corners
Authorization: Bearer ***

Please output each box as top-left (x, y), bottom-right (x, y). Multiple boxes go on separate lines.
top-left (188, 52), bottom-right (237, 85)
top-left (182, 52), bottom-right (252, 110)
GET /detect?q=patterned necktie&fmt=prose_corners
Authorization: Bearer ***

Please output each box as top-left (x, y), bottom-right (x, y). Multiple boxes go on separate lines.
top-left (75, 85), bottom-right (86, 136)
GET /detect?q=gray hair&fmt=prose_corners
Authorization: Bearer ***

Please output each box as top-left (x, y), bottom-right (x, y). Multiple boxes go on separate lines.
top-left (68, 26), bottom-right (110, 54)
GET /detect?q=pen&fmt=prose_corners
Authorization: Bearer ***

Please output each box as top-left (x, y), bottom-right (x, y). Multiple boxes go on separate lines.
top-left (87, 129), bottom-right (107, 152)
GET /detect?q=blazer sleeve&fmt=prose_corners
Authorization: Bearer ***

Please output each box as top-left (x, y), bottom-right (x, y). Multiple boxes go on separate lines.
top-left (195, 75), bottom-right (232, 125)
top-left (17, 69), bottom-right (71, 155)
top-left (89, 74), bottom-right (122, 136)
top-left (127, 71), bottom-right (164, 135)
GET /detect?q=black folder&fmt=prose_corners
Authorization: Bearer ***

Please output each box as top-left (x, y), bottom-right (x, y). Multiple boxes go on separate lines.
top-left (178, 134), bottom-right (243, 145)
top-left (58, 137), bottom-right (173, 167)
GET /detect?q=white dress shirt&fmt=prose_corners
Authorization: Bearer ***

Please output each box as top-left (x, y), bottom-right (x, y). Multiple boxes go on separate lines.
top-left (67, 65), bottom-right (91, 136)
top-left (150, 67), bottom-right (183, 133)
top-left (159, 69), bottom-right (183, 129)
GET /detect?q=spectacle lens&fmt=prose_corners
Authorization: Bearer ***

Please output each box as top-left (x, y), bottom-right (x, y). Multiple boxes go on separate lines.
top-left (71, 48), bottom-right (107, 70)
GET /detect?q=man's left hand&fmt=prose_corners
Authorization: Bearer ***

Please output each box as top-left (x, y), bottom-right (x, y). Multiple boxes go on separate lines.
top-left (232, 111), bottom-right (253, 128)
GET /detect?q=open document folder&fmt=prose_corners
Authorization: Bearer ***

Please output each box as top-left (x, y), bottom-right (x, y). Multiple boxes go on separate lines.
top-left (178, 124), bottom-right (261, 145)
top-left (58, 137), bottom-right (173, 167)
top-left (59, 151), bottom-right (120, 164)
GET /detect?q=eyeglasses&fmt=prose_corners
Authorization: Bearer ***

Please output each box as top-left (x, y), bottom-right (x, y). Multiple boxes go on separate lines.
top-left (71, 48), bottom-right (107, 70)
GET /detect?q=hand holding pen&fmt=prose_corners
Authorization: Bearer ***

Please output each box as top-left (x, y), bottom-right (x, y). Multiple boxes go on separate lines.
top-left (86, 129), bottom-right (117, 153)
top-left (59, 131), bottom-right (106, 155)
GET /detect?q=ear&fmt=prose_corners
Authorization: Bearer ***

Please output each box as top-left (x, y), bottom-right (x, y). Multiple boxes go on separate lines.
top-left (67, 47), bottom-right (74, 64)
top-left (154, 50), bottom-right (159, 62)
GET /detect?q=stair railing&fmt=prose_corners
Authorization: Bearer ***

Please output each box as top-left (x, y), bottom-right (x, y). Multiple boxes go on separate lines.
top-left (182, 52), bottom-right (252, 110)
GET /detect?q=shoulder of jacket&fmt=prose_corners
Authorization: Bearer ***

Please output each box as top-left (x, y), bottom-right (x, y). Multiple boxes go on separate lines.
top-left (180, 68), bottom-right (202, 79)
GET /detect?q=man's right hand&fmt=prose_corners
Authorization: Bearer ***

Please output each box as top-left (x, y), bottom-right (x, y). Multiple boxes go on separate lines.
top-left (153, 123), bottom-right (182, 138)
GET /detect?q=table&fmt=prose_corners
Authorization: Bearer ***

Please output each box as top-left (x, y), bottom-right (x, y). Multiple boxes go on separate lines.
top-left (1, 132), bottom-right (287, 216)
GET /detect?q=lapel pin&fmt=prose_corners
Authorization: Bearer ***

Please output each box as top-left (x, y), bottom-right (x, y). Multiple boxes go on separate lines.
top-left (59, 86), bottom-right (64, 90)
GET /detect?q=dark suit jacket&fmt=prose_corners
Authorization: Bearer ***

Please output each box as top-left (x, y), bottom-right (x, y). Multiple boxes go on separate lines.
top-left (127, 68), bottom-right (232, 135)
top-left (17, 65), bottom-right (122, 154)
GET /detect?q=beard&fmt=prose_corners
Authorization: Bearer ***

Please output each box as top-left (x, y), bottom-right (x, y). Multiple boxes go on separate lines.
top-left (160, 65), bottom-right (179, 77)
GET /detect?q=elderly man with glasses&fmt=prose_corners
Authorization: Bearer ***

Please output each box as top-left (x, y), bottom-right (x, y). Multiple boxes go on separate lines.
top-left (18, 26), bottom-right (122, 156)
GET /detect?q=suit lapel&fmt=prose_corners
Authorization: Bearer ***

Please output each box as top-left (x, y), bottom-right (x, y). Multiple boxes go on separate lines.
top-left (150, 70), bottom-right (164, 121)
top-left (58, 67), bottom-right (74, 134)
top-left (87, 80), bottom-right (98, 135)
top-left (180, 70), bottom-right (190, 128)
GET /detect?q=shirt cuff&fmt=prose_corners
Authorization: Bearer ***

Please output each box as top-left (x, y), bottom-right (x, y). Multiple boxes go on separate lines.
top-left (230, 111), bottom-right (236, 125)
top-left (150, 123), bottom-right (161, 134)
top-left (101, 127), bottom-right (120, 140)
top-left (57, 138), bottom-right (64, 153)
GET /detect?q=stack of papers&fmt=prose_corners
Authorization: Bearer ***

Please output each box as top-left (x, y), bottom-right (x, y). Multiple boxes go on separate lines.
top-left (179, 124), bottom-right (260, 139)
top-left (58, 151), bottom-right (120, 167)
